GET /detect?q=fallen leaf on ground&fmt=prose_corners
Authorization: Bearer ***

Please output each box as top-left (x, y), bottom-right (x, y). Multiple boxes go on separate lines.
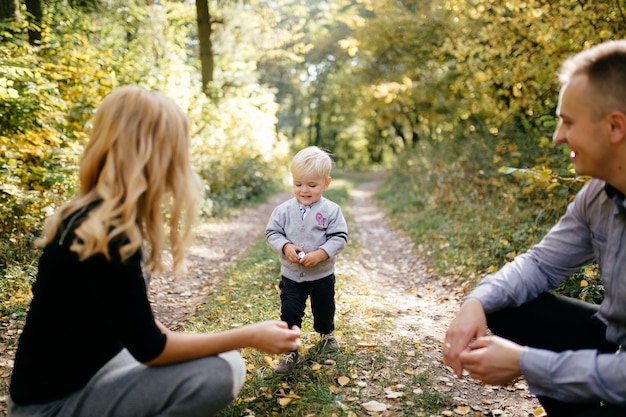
top-left (277, 391), bottom-right (300, 407)
top-left (361, 400), bottom-right (387, 412)
top-left (278, 397), bottom-right (294, 407)
top-left (384, 386), bottom-right (404, 399)
top-left (453, 405), bottom-right (471, 415)
top-left (384, 390), bottom-right (403, 399)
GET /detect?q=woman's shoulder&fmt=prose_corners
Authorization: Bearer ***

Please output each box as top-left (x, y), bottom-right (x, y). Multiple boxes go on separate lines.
top-left (54, 200), bottom-right (102, 246)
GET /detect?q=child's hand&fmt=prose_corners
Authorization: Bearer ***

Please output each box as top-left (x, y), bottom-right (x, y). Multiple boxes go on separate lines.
top-left (283, 243), bottom-right (304, 263)
top-left (299, 248), bottom-right (329, 268)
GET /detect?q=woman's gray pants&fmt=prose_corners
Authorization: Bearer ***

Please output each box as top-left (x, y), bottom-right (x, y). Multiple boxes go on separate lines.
top-left (8, 349), bottom-right (246, 417)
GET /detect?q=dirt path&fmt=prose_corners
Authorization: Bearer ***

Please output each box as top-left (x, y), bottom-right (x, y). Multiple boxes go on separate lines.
top-left (342, 180), bottom-right (541, 417)
top-left (148, 191), bottom-right (293, 330)
top-left (0, 180), bottom-right (541, 416)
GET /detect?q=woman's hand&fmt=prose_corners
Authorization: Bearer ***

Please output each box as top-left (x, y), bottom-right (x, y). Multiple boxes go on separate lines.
top-left (146, 320), bottom-right (301, 365)
top-left (247, 321), bottom-right (301, 354)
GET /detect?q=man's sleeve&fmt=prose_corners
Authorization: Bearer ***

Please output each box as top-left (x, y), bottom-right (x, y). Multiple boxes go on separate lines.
top-left (521, 347), bottom-right (626, 405)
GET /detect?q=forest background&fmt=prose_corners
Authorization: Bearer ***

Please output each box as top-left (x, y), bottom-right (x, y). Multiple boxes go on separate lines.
top-left (1, 0), bottom-right (623, 362)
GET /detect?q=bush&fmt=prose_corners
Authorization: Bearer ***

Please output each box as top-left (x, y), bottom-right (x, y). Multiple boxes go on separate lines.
top-left (376, 124), bottom-right (596, 302)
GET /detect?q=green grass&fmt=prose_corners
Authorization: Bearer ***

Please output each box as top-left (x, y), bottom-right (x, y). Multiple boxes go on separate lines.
top-left (187, 239), bottom-right (450, 416)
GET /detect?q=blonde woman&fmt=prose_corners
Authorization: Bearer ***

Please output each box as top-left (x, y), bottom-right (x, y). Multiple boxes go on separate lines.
top-left (8, 86), bottom-right (301, 417)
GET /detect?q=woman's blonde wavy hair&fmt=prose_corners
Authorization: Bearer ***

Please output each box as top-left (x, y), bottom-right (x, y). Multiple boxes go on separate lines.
top-left (39, 86), bottom-right (203, 275)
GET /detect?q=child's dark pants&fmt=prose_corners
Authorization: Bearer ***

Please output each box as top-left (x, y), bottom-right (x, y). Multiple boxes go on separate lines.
top-left (280, 274), bottom-right (335, 334)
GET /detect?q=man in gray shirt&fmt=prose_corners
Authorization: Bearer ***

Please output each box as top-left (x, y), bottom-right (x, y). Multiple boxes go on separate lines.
top-left (443, 40), bottom-right (626, 417)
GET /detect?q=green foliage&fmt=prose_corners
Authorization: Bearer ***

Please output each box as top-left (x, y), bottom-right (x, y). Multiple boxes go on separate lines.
top-left (0, 0), bottom-right (290, 323)
top-left (189, 88), bottom-right (289, 216)
top-left (256, 0), bottom-right (626, 168)
top-left (255, 0), bottom-right (374, 165)
top-left (376, 133), bottom-right (599, 301)
top-left (0, 237), bottom-right (39, 319)
top-left (358, 0), bottom-right (621, 301)
top-left (556, 265), bottom-right (605, 305)
top-left (197, 148), bottom-right (284, 215)
top-left (0, 42), bottom-right (84, 241)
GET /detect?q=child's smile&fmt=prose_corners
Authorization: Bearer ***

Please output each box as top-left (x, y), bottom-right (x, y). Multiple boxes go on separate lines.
top-left (292, 174), bottom-right (331, 206)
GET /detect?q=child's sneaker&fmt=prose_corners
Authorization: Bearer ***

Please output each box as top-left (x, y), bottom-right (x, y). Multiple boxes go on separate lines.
top-left (319, 333), bottom-right (339, 352)
top-left (275, 351), bottom-right (300, 375)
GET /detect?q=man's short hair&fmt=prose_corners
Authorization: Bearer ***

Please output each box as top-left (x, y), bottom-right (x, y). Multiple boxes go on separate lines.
top-left (559, 40), bottom-right (626, 119)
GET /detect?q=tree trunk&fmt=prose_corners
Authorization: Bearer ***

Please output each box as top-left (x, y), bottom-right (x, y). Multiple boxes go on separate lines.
top-left (0, 0), bottom-right (19, 42)
top-left (0, 0), bottom-right (17, 20)
top-left (25, 0), bottom-right (42, 46)
top-left (195, 0), bottom-right (214, 94)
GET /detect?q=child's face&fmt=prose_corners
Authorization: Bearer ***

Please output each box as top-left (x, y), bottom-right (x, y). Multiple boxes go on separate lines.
top-left (292, 173), bottom-right (331, 206)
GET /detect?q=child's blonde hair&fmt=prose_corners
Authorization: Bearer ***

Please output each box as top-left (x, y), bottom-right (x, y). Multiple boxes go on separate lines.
top-left (290, 146), bottom-right (333, 179)
top-left (39, 86), bottom-right (203, 275)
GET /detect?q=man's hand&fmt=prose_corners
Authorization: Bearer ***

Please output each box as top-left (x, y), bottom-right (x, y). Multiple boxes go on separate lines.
top-left (458, 336), bottom-right (523, 385)
top-left (443, 298), bottom-right (488, 378)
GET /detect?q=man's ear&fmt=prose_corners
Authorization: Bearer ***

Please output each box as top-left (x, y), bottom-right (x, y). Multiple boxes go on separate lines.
top-left (608, 111), bottom-right (626, 145)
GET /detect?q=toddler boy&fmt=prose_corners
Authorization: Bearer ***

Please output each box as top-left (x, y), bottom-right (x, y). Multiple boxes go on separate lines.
top-left (265, 146), bottom-right (348, 375)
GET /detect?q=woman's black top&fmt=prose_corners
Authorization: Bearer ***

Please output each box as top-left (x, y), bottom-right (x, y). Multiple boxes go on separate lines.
top-left (9, 205), bottom-right (167, 404)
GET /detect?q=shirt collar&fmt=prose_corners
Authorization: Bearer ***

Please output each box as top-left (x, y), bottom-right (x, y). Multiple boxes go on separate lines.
top-left (297, 200), bottom-right (317, 210)
top-left (604, 183), bottom-right (626, 216)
